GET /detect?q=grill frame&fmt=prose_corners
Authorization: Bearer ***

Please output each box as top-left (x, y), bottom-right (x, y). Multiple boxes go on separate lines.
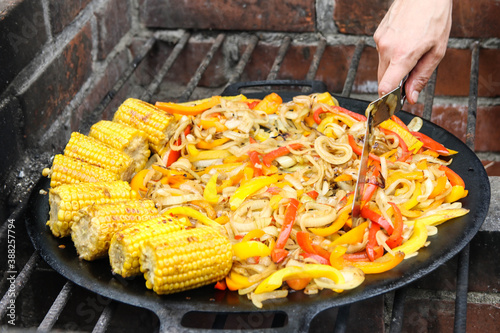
top-left (0, 31), bottom-right (490, 332)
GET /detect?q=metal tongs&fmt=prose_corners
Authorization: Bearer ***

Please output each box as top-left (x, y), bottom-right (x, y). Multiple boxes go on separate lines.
top-left (351, 75), bottom-right (408, 226)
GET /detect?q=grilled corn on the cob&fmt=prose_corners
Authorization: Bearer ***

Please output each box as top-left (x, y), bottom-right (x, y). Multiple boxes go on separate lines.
top-left (64, 132), bottom-right (135, 181)
top-left (48, 181), bottom-right (139, 237)
top-left (140, 227), bottom-right (233, 294)
top-left (71, 200), bottom-right (159, 260)
top-left (43, 154), bottom-right (119, 188)
top-left (89, 120), bottom-right (150, 173)
top-left (109, 215), bottom-right (186, 277)
top-left (113, 98), bottom-right (175, 154)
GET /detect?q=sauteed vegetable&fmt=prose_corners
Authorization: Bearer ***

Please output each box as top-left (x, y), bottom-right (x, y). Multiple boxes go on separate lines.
top-left (43, 92), bottom-right (469, 308)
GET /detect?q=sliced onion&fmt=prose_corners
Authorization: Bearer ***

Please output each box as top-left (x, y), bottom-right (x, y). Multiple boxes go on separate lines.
top-left (407, 117), bottom-right (423, 132)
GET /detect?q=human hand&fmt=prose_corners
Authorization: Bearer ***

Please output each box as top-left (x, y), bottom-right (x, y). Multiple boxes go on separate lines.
top-left (374, 0), bottom-right (452, 104)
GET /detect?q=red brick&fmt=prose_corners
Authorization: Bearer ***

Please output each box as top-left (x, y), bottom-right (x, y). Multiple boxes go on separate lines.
top-left (20, 22), bottom-right (92, 146)
top-left (451, 0), bottom-right (500, 38)
top-left (475, 105), bottom-right (500, 152)
top-left (71, 48), bottom-right (130, 131)
top-left (478, 49), bottom-right (500, 97)
top-left (429, 104), bottom-right (468, 142)
top-left (403, 299), bottom-right (500, 333)
top-left (315, 45), bottom-right (356, 94)
top-left (277, 45), bottom-right (316, 81)
top-left (333, 0), bottom-right (391, 35)
top-left (403, 102), bottom-right (424, 118)
top-left (352, 46), bottom-right (378, 94)
top-left (469, 232), bottom-right (500, 293)
top-left (49, 0), bottom-right (92, 35)
top-left (240, 42), bottom-right (280, 83)
top-left (0, 0), bottom-right (47, 93)
top-left (95, 0), bottom-right (131, 60)
top-left (435, 48), bottom-right (471, 97)
top-left (138, 0), bottom-right (315, 32)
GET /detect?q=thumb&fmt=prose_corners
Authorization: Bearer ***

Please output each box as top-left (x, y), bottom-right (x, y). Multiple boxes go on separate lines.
top-left (378, 61), bottom-right (414, 97)
top-left (405, 49), bottom-right (443, 104)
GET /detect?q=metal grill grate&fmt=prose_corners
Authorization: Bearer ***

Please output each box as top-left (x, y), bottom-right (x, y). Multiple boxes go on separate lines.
top-left (0, 31), bottom-right (482, 332)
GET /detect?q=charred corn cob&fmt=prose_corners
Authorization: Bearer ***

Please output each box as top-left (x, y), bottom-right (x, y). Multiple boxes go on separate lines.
top-left (112, 98), bottom-right (175, 154)
top-left (89, 120), bottom-right (150, 173)
top-left (109, 215), bottom-right (187, 277)
top-left (48, 181), bottom-right (139, 237)
top-left (64, 132), bottom-right (135, 181)
top-left (43, 154), bottom-right (119, 188)
top-left (140, 227), bottom-right (233, 294)
top-left (71, 200), bottom-right (159, 261)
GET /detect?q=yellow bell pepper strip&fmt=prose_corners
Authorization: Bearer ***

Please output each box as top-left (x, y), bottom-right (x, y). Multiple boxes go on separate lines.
top-left (309, 209), bottom-right (350, 237)
top-left (439, 165), bottom-right (465, 187)
top-left (386, 170), bottom-right (424, 188)
top-left (229, 272), bottom-right (254, 289)
top-left (409, 208), bottom-right (469, 227)
top-left (429, 175), bottom-right (447, 199)
top-left (254, 93), bottom-right (282, 114)
top-left (156, 96), bottom-right (222, 116)
top-left (328, 221), bottom-right (369, 247)
top-left (190, 200), bottom-right (216, 219)
top-left (196, 137), bottom-right (230, 149)
top-left (130, 169), bottom-right (149, 193)
top-left (392, 220), bottom-right (428, 256)
top-left (398, 205), bottom-right (424, 218)
top-left (254, 264), bottom-right (345, 294)
top-left (164, 206), bottom-right (220, 228)
top-left (348, 135), bottom-right (381, 162)
top-left (329, 246), bottom-right (347, 269)
top-left (386, 202), bottom-right (404, 248)
top-left (186, 145), bottom-right (232, 162)
top-left (198, 162), bottom-right (242, 176)
top-left (176, 94), bottom-right (246, 106)
top-left (379, 118), bottom-right (423, 153)
top-left (262, 143), bottom-right (303, 167)
top-left (416, 159), bottom-right (428, 170)
top-left (225, 275), bottom-right (247, 291)
top-left (214, 215), bottom-right (230, 224)
top-left (233, 241), bottom-right (271, 260)
top-left (346, 252), bottom-right (405, 274)
top-left (402, 182), bottom-right (422, 210)
top-left (411, 131), bottom-right (456, 156)
top-left (391, 115), bottom-right (410, 131)
top-left (445, 185), bottom-right (467, 203)
top-left (334, 174), bottom-right (353, 182)
top-left (229, 176), bottom-right (278, 210)
top-left (203, 172), bottom-right (220, 204)
top-left (242, 229), bottom-right (266, 242)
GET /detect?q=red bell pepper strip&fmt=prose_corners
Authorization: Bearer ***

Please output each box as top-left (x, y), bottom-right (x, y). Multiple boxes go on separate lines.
top-left (301, 252), bottom-right (330, 265)
top-left (348, 135), bottom-right (381, 162)
top-left (266, 187), bottom-right (281, 195)
top-left (296, 231), bottom-right (318, 254)
top-left (306, 190), bottom-right (319, 200)
top-left (439, 165), bottom-right (465, 187)
top-left (246, 100), bottom-right (260, 109)
top-left (165, 126), bottom-right (191, 167)
top-left (313, 108), bottom-right (328, 124)
top-left (411, 131), bottom-right (450, 156)
top-left (386, 202), bottom-right (404, 248)
top-left (361, 206), bottom-right (394, 234)
top-left (361, 163), bottom-right (381, 206)
top-left (275, 199), bottom-right (300, 250)
top-left (380, 127), bottom-right (409, 153)
top-left (312, 244), bottom-right (332, 261)
top-left (262, 143), bottom-right (303, 167)
top-left (366, 223), bottom-right (384, 261)
top-left (214, 280), bottom-right (227, 290)
top-left (391, 115), bottom-right (410, 132)
top-left (248, 137), bottom-right (263, 176)
top-left (271, 248), bottom-right (288, 263)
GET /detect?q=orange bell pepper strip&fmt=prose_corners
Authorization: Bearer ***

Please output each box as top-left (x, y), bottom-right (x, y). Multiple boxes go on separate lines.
top-left (346, 252), bottom-right (405, 274)
top-left (262, 143), bottom-right (303, 167)
top-left (196, 137), bottom-right (230, 149)
top-left (296, 231), bottom-right (317, 254)
top-left (328, 221), bottom-right (369, 247)
top-left (439, 165), bottom-right (465, 187)
top-left (366, 223), bottom-right (384, 261)
top-left (286, 278), bottom-right (311, 291)
top-left (254, 93), bottom-right (282, 114)
top-left (386, 202), bottom-right (404, 248)
top-left (190, 200), bottom-right (216, 219)
top-left (242, 229), bottom-right (266, 242)
top-left (301, 252), bottom-right (330, 265)
top-left (275, 198), bottom-right (300, 250)
top-left (329, 246), bottom-right (347, 269)
top-left (309, 209), bottom-right (350, 237)
top-left (156, 96), bottom-right (222, 116)
top-left (130, 169), bottom-right (149, 193)
top-left (198, 118), bottom-right (228, 132)
top-left (214, 280), bottom-right (227, 290)
top-left (429, 175), bottom-right (447, 199)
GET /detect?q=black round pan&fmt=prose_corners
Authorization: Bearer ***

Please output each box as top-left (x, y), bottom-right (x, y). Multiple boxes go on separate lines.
top-left (26, 81), bottom-right (490, 332)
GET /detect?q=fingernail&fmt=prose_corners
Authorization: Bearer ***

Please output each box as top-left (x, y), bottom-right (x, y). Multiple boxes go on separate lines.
top-left (411, 91), bottom-right (419, 103)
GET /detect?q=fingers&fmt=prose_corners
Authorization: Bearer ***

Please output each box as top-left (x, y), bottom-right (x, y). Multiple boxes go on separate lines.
top-left (378, 57), bottom-right (416, 97)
